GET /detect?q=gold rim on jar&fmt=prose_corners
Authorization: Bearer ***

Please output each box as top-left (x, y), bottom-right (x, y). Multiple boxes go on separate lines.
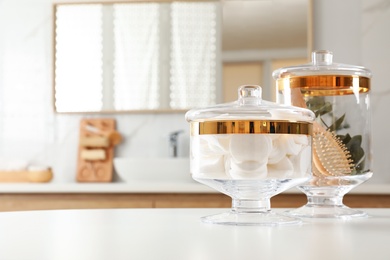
top-left (191, 120), bottom-right (312, 135)
top-left (276, 75), bottom-right (370, 96)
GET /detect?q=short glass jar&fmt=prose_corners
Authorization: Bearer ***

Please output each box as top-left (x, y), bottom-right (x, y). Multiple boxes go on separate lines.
top-left (185, 85), bottom-right (315, 225)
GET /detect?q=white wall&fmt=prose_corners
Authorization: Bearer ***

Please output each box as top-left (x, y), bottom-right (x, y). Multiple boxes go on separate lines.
top-left (0, 0), bottom-right (189, 183)
top-left (361, 0), bottom-right (390, 183)
top-left (0, 0), bottom-right (389, 183)
top-left (312, 0), bottom-right (390, 183)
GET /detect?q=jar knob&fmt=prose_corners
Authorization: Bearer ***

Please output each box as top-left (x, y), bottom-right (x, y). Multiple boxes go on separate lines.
top-left (238, 85), bottom-right (262, 106)
top-left (312, 50), bottom-right (333, 65)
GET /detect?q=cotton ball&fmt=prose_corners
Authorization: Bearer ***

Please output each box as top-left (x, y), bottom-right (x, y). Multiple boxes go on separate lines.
top-left (191, 136), bottom-right (206, 157)
top-left (191, 154), bottom-right (227, 179)
top-left (192, 135), bottom-right (231, 157)
top-left (267, 157), bottom-right (294, 178)
top-left (227, 159), bottom-right (268, 179)
top-left (289, 145), bottom-right (311, 178)
top-left (205, 135), bottom-right (231, 154)
top-left (268, 135), bottom-right (287, 164)
top-left (229, 135), bottom-right (272, 163)
top-left (293, 135), bottom-right (309, 146)
top-left (279, 135), bottom-right (302, 156)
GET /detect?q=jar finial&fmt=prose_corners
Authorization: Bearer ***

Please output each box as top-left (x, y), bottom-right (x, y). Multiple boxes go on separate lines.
top-left (312, 50), bottom-right (333, 65)
top-left (238, 85), bottom-right (262, 106)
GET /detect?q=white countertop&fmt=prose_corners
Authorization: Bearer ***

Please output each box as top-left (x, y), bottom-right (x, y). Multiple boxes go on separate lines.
top-left (0, 181), bottom-right (388, 194)
top-left (0, 208), bottom-right (389, 260)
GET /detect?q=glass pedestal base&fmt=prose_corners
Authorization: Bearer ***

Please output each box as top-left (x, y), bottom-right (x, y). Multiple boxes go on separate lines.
top-left (286, 203), bottom-right (368, 219)
top-left (286, 172), bottom-right (373, 219)
top-left (194, 177), bottom-right (309, 226)
top-left (201, 198), bottom-right (301, 226)
top-left (202, 210), bottom-right (301, 226)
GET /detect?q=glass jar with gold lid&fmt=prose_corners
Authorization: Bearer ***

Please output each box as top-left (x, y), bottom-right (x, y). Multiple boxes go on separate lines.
top-left (185, 85), bottom-right (315, 225)
top-left (273, 50), bottom-right (373, 218)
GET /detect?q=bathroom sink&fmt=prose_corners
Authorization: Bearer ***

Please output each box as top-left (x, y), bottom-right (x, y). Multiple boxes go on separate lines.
top-left (113, 157), bottom-right (193, 183)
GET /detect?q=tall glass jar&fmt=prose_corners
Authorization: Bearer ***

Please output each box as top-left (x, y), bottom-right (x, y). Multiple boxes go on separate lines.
top-left (273, 50), bottom-right (373, 218)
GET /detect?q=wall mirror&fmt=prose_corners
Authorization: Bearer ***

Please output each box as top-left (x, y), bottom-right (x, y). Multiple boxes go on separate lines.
top-left (53, 0), bottom-right (309, 113)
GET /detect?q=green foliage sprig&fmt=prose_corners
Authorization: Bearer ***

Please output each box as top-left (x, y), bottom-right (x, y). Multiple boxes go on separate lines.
top-left (306, 96), bottom-right (365, 174)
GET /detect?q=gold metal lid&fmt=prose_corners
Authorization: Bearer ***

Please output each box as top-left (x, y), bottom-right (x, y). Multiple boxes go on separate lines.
top-left (185, 85), bottom-right (315, 134)
top-left (273, 50), bottom-right (371, 95)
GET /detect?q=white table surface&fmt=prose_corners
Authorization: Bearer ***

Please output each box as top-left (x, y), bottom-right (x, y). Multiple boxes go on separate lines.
top-left (0, 208), bottom-right (389, 260)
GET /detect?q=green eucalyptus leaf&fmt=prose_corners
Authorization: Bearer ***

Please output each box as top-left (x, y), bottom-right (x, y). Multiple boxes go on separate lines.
top-left (319, 116), bottom-right (329, 129)
top-left (337, 133), bottom-right (352, 145)
top-left (343, 135), bottom-right (365, 174)
top-left (306, 96), bottom-right (326, 110)
top-left (355, 158), bottom-right (365, 173)
top-left (328, 114), bottom-right (346, 132)
top-left (317, 102), bottom-right (333, 117)
top-left (347, 135), bottom-right (362, 148)
top-left (346, 135), bottom-right (364, 173)
top-left (351, 146), bottom-right (365, 164)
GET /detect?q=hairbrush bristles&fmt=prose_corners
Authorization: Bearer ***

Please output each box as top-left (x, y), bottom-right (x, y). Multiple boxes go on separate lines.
top-left (312, 128), bottom-right (354, 177)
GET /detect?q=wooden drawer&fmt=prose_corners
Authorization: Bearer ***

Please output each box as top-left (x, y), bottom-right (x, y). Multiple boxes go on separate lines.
top-left (0, 193), bottom-right (388, 212)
